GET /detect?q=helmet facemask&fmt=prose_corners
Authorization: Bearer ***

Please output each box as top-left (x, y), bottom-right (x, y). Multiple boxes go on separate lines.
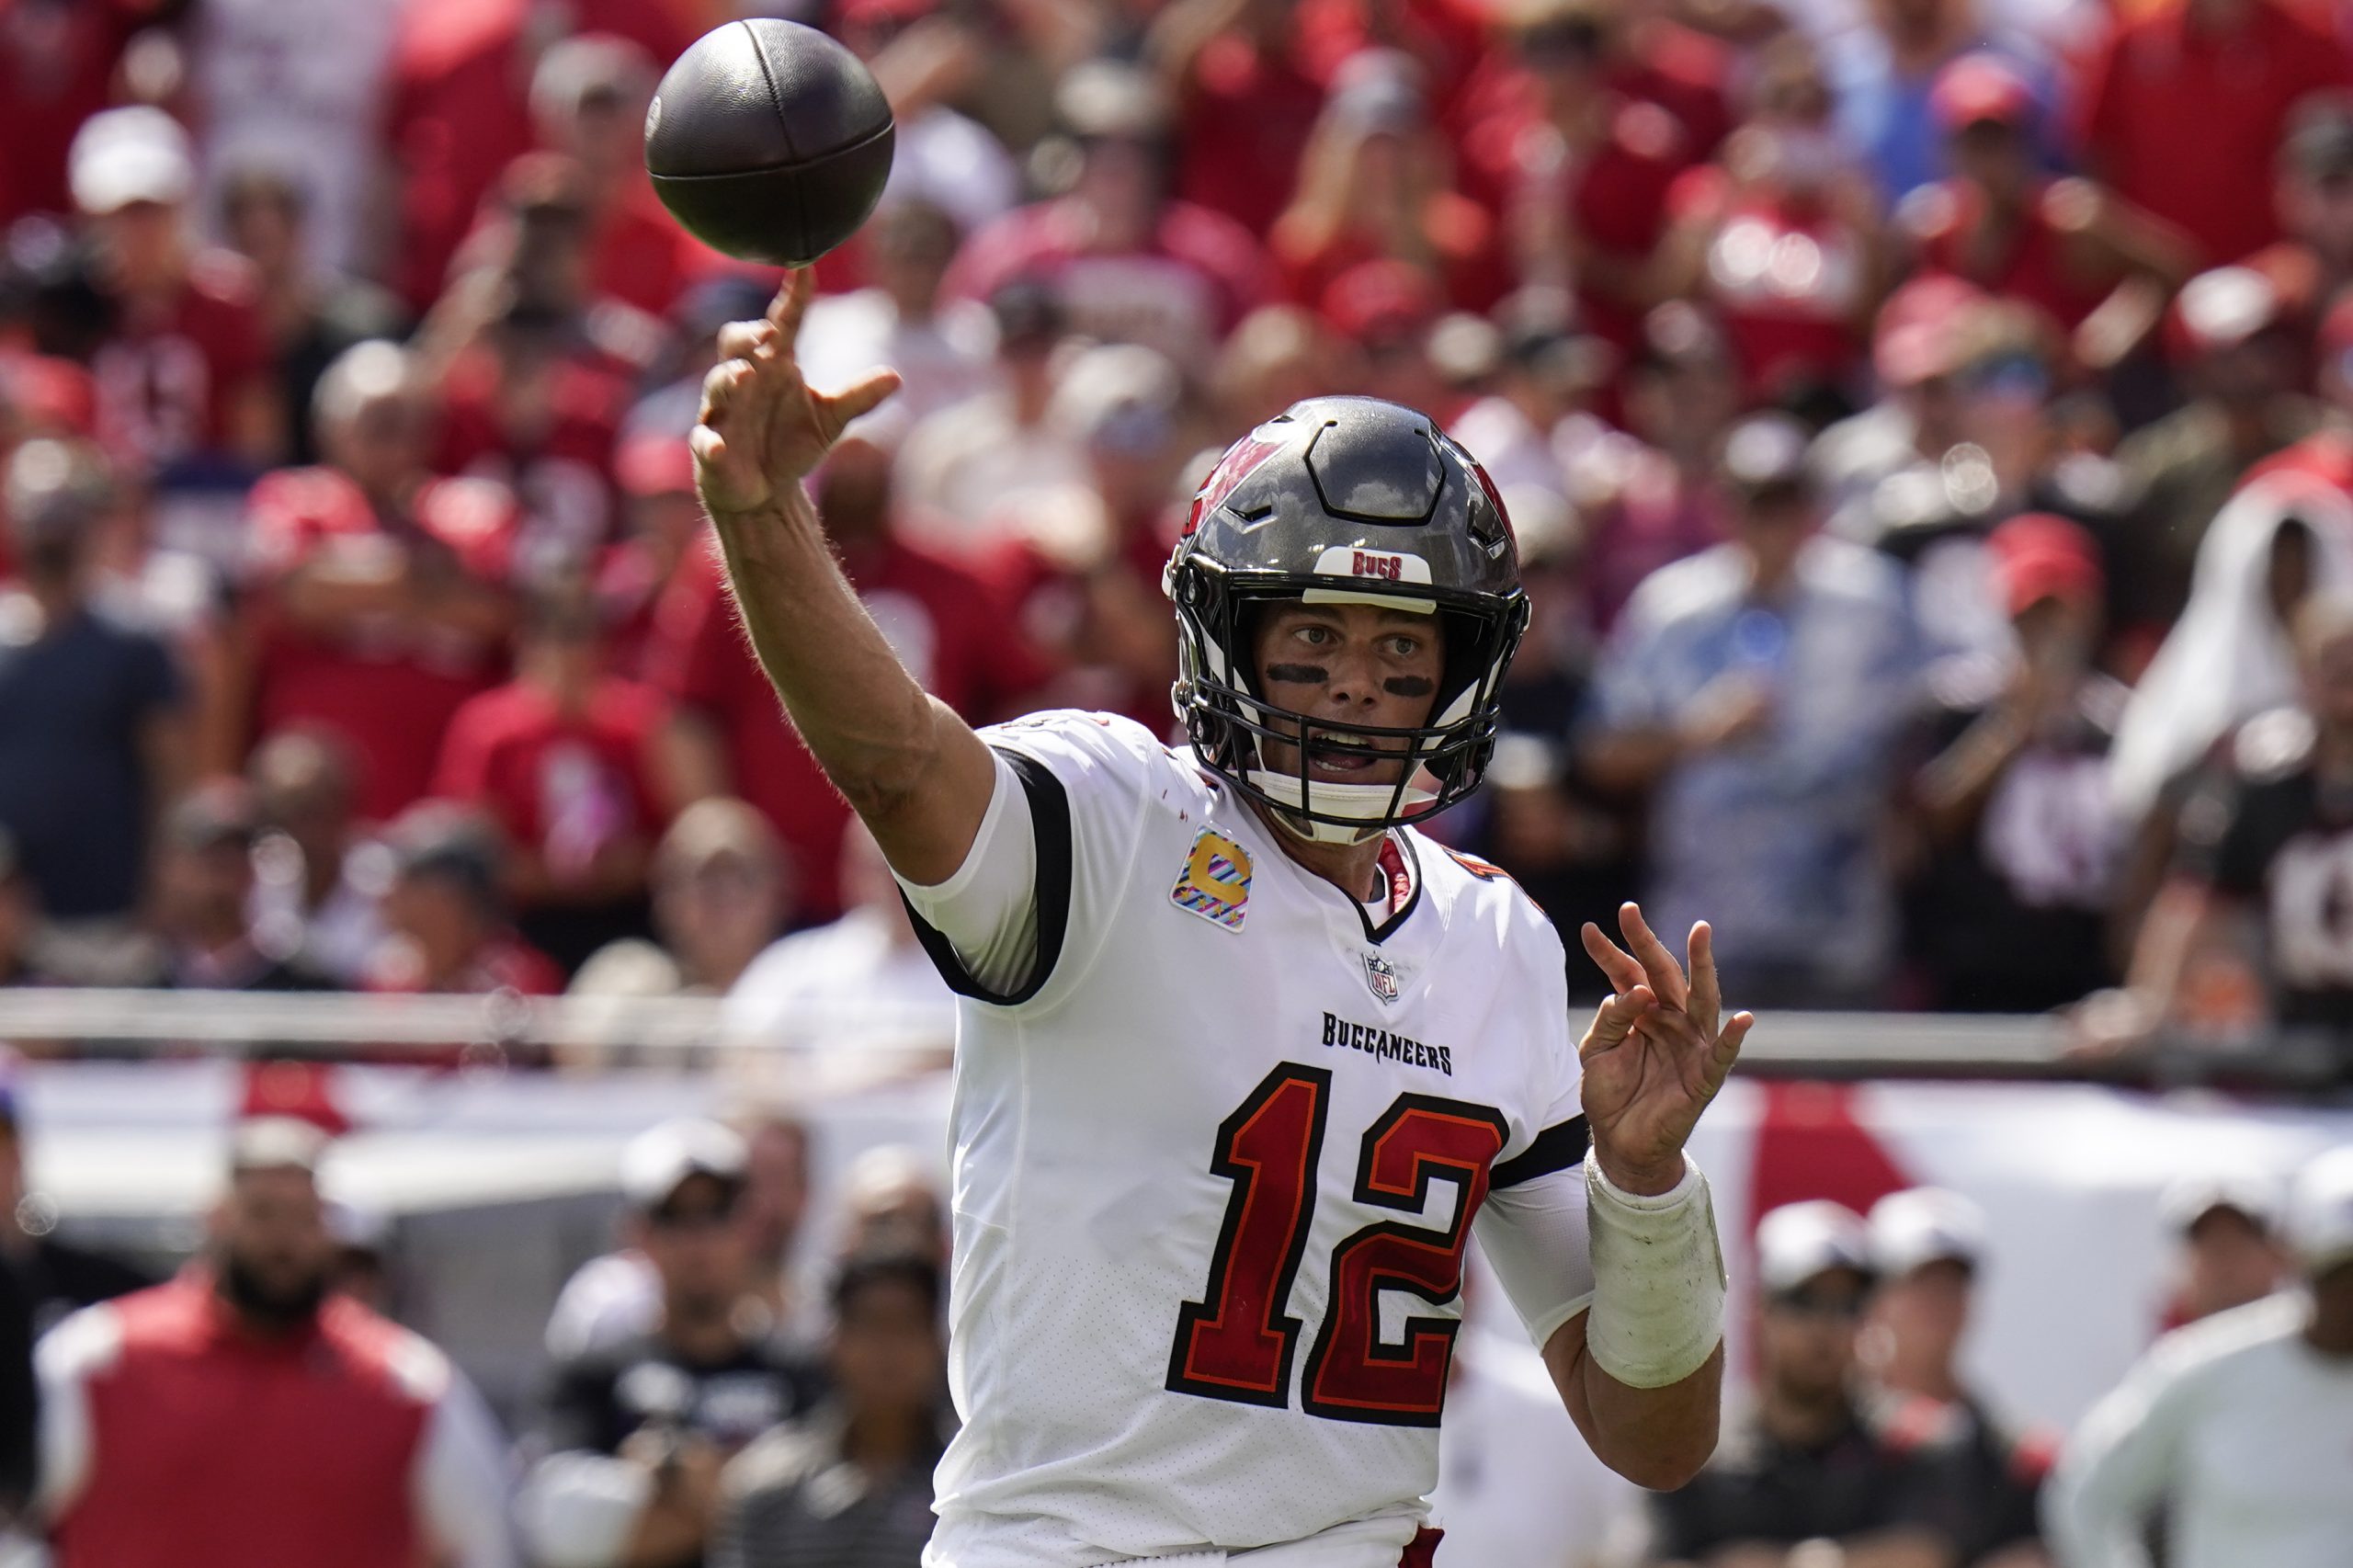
top-left (1172, 562), bottom-right (1529, 846)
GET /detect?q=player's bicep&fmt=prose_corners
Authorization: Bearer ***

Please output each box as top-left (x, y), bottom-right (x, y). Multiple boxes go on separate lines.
top-left (1473, 1127), bottom-right (1596, 1353)
top-left (895, 710), bottom-right (1155, 1006)
top-left (898, 745), bottom-right (1048, 1002)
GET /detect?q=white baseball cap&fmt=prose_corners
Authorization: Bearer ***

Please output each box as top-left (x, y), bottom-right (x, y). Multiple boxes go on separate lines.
top-left (69, 106), bottom-right (194, 215)
top-left (620, 1119), bottom-right (747, 1210)
top-left (1869, 1187), bottom-right (1986, 1278)
top-left (2286, 1146), bottom-right (2353, 1280)
top-left (1756, 1200), bottom-right (1875, 1295)
top-left (2158, 1169), bottom-right (2281, 1235)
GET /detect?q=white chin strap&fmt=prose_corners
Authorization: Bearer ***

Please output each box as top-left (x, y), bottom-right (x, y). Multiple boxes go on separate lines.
top-left (1243, 767), bottom-right (1440, 846)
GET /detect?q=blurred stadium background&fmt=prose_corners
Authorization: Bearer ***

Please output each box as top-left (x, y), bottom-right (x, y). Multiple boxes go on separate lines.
top-left (4, 0), bottom-right (2353, 1562)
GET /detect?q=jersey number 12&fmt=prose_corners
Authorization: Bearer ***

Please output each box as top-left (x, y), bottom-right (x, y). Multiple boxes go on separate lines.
top-left (1165, 1062), bottom-right (1506, 1427)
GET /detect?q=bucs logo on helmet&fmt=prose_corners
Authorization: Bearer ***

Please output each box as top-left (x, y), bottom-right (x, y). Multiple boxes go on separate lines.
top-left (1164, 396), bottom-right (1529, 845)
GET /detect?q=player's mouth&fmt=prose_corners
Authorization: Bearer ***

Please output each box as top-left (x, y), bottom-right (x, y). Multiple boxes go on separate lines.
top-left (1303, 733), bottom-right (1392, 779)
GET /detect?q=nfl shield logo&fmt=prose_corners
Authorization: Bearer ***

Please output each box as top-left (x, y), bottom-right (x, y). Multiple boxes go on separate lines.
top-left (1362, 952), bottom-right (1401, 1005)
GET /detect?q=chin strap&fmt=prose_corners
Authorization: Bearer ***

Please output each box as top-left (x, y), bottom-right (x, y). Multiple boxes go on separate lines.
top-left (1242, 767), bottom-right (1439, 846)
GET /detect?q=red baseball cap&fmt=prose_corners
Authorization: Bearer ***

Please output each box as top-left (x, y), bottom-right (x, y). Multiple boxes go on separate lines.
top-left (1987, 512), bottom-right (2102, 617)
top-left (1930, 53), bottom-right (2036, 132)
top-left (1320, 259), bottom-right (1444, 345)
top-left (1874, 274), bottom-right (1989, 388)
top-left (617, 435), bottom-right (696, 499)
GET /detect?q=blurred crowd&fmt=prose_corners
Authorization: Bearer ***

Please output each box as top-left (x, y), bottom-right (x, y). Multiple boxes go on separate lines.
top-left (0, 1099), bottom-right (2344, 1567)
top-left (11, 0), bottom-right (2353, 1063)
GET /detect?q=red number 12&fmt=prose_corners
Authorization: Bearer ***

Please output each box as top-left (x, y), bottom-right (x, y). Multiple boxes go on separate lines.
top-left (1165, 1064), bottom-right (1506, 1426)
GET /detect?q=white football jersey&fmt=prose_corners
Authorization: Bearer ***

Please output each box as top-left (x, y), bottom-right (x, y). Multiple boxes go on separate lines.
top-left (912, 712), bottom-right (1597, 1567)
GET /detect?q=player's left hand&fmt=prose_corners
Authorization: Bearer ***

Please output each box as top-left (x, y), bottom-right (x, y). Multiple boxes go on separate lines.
top-left (1577, 902), bottom-right (1753, 1197)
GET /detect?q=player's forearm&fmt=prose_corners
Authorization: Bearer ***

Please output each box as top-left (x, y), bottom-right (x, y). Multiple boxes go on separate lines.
top-left (708, 486), bottom-right (994, 882)
top-left (1579, 1344), bottom-right (1722, 1492)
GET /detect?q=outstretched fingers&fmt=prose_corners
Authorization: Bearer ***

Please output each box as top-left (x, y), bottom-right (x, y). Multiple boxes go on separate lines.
top-left (715, 318), bottom-right (779, 365)
top-left (1711, 1010), bottom-right (1755, 1083)
top-left (1619, 903), bottom-right (1689, 1010)
top-left (1582, 920), bottom-right (1648, 996)
top-left (1688, 920), bottom-right (1722, 1036)
top-left (1582, 983), bottom-right (1655, 1058)
top-left (698, 358), bottom-right (753, 428)
top-left (820, 366), bottom-right (904, 430)
top-left (766, 267), bottom-right (815, 342)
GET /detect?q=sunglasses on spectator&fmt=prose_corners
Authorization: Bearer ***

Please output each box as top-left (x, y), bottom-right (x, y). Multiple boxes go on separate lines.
top-left (1770, 1289), bottom-right (1870, 1321)
top-left (1963, 350), bottom-right (2049, 402)
top-left (648, 1194), bottom-right (740, 1232)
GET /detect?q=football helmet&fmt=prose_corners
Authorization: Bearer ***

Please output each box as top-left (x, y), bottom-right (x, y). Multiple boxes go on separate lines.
top-left (1165, 396), bottom-right (1529, 845)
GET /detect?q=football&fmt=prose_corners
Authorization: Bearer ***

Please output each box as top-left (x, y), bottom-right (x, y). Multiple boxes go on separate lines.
top-left (642, 18), bottom-right (896, 268)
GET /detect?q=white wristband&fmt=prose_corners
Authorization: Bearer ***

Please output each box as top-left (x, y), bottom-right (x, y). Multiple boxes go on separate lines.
top-left (1583, 1156), bottom-right (1726, 1390)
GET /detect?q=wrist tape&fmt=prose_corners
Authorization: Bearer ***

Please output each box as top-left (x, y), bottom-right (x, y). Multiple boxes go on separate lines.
top-left (1584, 1157), bottom-right (1727, 1389)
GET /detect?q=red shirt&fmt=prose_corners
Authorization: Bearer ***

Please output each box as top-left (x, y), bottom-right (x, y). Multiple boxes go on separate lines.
top-left (647, 530), bottom-right (1052, 919)
top-left (91, 251), bottom-right (273, 475)
top-left (1273, 193), bottom-right (1509, 315)
top-left (436, 341), bottom-right (629, 567)
top-left (363, 927), bottom-right (563, 996)
top-left (51, 1276), bottom-right (433, 1568)
top-left (386, 0), bottom-right (706, 308)
top-left (432, 676), bottom-right (671, 881)
top-left (1174, 31), bottom-right (1328, 236)
top-left (1670, 167), bottom-right (1870, 400)
top-left (2076, 0), bottom-right (2353, 267)
top-left (1902, 178), bottom-right (2117, 333)
top-left (0, 0), bottom-right (153, 226)
top-left (246, 465), bottom-right (519, 821)
top-left (942, 199), bottom-right (1274, 367)
top-left (1461, 97), bottom-right (1691, 359)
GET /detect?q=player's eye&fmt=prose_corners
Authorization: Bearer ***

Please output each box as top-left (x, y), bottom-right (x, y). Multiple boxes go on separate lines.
top-left (1295, 624), bottom-right (1334, 646)
top-left (1383, 635), bottom-right (1421, 659)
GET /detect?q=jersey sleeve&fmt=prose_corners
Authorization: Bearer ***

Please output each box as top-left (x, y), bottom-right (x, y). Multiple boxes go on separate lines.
top-left (1471, 920), bottom-right (1596, 1350)
top-left (898, 710), bottom-right (1162, 1008)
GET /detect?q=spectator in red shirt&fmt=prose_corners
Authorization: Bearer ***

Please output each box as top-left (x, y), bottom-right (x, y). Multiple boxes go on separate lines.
top-left (596, 435), bottom-right (705, 679)
top-left (428, 159), bottom-right (636, 583)
top-left (2075, 0), bottom-right (2353, 270)
top-left (1898, 53), bottom-right (2195, 362)
top-left (529, 34), bottom-right (708, 325)
top-left (1651, 36), bottom-right (1887, 408)
top-left (2244, 95), bottom-right (2353, 352)
top-left (383, 0), bottom-right (701, 312)
top-left (1319, 258), bottom-right (1456, 419)
top-left (365, 801), bottom-right (562, 997)
top-left (1270, 50), bottom-right (1509, 315)
top-left (1147, 0), bottom-right (1330, 236)
top-left (34, 1117), bottom-right (516, 1568)
top-left (245, 341), bottom-right (519, 824)
top-left (69, 108), bottom-right (285, 483)
top-left (940, 60), bottom-right (1276, 375)
top-left (652, 426), bottom-right (1052, 922)
top-left (432, 580), bottom-right (680, 972)
top-left (1465, 0), bottom-right (1703, 363)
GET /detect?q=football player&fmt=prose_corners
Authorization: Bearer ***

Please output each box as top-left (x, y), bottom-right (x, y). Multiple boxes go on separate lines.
top-left (692, 270), bottom-right (1750, 1567)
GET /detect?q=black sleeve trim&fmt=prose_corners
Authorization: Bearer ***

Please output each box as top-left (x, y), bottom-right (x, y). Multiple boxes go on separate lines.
top-left (900, 747), bottom-right (1074, 1006)
top-left (1489, 1115), bottom-right (1589, 1190)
